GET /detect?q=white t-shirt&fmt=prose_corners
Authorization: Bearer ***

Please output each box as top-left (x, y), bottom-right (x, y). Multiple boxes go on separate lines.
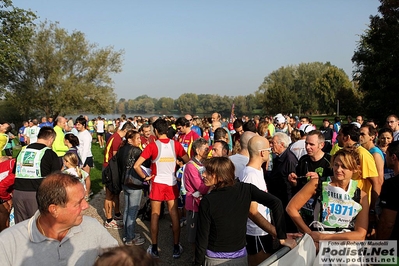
top-left (77, 130), bottom-right (93, 164)
top-left (27, 126), bottom-right (40, 144)
top-left (290, 139), bottom-right (306, 160)
top-left (229, 154), bottom-right (249, 179)
top-left (119, 121), bottom-right (127, 130)
top-left (239, 166), bottom-right (271, 236)
top-left (64, 168), bottom-right (89, 190)
top-left (96, 120), bottom-right (104, 133)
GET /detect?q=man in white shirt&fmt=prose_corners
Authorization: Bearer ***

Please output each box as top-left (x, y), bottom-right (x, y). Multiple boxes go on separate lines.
top-left (26, 119), bottom-right (40, 144)
top-left (238, 135), bottom-right (276, 266)
top-left (229, 131), bottom-right (256, 179)
top-left (290, 123), bottom-right (314, 160)
top-left (75, 116), bottom-right (93, 199)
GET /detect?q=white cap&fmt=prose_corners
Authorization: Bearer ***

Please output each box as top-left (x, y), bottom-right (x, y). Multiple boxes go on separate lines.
top-left (276, 116), bottom-right (286, 124)
top-left (299, 123), bottom-right (314, 134)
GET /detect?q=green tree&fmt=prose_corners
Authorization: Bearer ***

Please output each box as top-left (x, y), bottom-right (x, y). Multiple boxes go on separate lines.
top-left (245, 94), bottom-right (258, 114)
top-left (128, 95), bottom-right (156, 113)
top-left (156, 97), bottom-right (174, 112)
top-left (176, 93), bottom-right (198, 114)
top-left (0, 0), bottom-right (36, 89)
top-left (219, 95), bottom-right (234, 117)
top-left (258, 66), bottom-right (297, 114)
top-left (196, 94), bottom-right (222, 114)
top-left (352, 0), bottom-right (399, 122)
top-left (233, 95), bottom-right (248, 115)
top-left (4, 21), bottom-right (123, 117)
top-left (336, 84), bottom-right (363, 117)
top-left (314, 66), bottom-right (355, 114)
top-left (294, 62), bottom-right (330, 114)
top-left (138, 97), bottom-right (155, 113)
top-left (258, 62), bottom-right (350, 115)
top-left (126, 99), bottom-right (135, 113)
top-left (116, 98), bottom-right (127, 113)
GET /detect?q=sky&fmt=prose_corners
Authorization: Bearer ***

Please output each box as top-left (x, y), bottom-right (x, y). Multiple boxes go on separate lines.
top-left (14, 0), bottom-right (381, 100)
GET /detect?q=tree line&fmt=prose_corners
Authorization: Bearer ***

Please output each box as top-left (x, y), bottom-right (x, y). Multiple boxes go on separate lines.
top-left (116, 62), bottom-right (361, 117)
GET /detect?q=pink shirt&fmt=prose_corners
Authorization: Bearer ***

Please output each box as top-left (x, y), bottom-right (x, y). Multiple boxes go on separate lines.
top-left (183, 160), bottom-right (208, 212)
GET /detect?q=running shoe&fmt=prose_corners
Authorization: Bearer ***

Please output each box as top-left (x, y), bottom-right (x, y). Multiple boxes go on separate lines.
top-left (113, 214), bottom-right (123, 221)
top-left (125, 236), bottom-right (145, 246)
top-left (104, 219), bottom-right (123, 229)
top-left (173, 244), bottom-right (183, 259)
top-left (147, 245), bottom-right (159, 259)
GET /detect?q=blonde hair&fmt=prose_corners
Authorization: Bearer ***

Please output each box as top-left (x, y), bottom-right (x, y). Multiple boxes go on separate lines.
top-left (290, 129), bottom-right (301, 143)
top-left (63, 152), bottom-right (82, 179)
top-left (107, 124), bottom-right (115, 133)
top-left (331, 149), bottom-right (360, 172)
top-left (257, 121), bottom-right (269, 137)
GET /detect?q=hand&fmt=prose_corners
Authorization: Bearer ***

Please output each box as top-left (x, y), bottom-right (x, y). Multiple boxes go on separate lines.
top-left (288, 172), bottom-right (298, 186)
top-left (306, 172), bottom-right (319, 180)
top-left (279, 238), bottom-right (297, 249)
top-left (367, 213), bottom-right (378, 239)
top-left (1, 199), bottom-right (12, 212)
top-left (308, 231), bottom-right (322, 252)
top-left (144, 175), bottom-right (154, 181)
top-left (308, 231), bottom-right (322, 242)
top-left (286, 232), bottom-right (303, 239)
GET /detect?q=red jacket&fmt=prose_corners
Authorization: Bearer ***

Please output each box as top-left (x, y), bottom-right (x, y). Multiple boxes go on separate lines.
top-left (0, 158), bottom-right (15, 201)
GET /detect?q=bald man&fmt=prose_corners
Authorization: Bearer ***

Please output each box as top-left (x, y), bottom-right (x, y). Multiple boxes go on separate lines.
top-left (229, 131), bottom-right (256, 178)
top-left (52, 116), bottom-right (69, 163)
top-left (238, 136), bottom-right (277, 266)
top-left (185, 114), bottom-right (202, 136)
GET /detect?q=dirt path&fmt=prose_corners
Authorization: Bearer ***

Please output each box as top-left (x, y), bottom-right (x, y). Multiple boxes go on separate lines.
top-left (84, 188), bottom-right (194, 266)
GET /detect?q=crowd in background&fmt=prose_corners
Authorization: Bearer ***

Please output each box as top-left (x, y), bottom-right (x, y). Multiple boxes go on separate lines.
top-left (0, 112), bottom-right (399, 265)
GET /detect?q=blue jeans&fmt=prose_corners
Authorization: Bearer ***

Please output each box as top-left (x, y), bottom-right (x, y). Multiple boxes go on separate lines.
top-left (123, 185), bottom-right (142, 242)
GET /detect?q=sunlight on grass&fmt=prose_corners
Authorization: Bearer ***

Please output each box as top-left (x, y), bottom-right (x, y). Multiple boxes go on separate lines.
top-left (91, 141), bottom-right (105, 195)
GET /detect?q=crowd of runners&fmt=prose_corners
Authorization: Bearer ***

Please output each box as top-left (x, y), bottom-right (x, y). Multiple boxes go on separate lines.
top-left (0, 112), bottom-right (398, 265)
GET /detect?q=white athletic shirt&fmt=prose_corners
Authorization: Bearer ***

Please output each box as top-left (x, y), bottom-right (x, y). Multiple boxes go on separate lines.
top-left (96, 120), bottom-right (104, 133)
top-left (229, 154), bottom-right (249, 179)
top-left (64, 168), bottom-right (89, 189)
top-left (239, 166), bottom-right (271, 236)
top-left (290, 139), bottom-right (306, 160)
top-left (27, 126), bottom-right (40, 144)
top-left (153, 140), bottom-right (177, 186)
top-left (77, 130), bottom-right (93, 164)
top-left (119, 121), bottom-right (127, 130)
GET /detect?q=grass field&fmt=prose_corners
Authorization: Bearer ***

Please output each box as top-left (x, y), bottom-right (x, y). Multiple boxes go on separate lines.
top-left (90, 141), bottom-right (105, 194)
top-left (309, 115), bottom-right (336, 128)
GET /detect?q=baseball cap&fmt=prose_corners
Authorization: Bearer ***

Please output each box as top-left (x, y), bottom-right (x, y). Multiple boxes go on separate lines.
top-left (299, 124), bottom-right (314, 134)
top-left (351, 122), bottom-right (361, 128)
top-left (276, 116), bottom-right (286, 124)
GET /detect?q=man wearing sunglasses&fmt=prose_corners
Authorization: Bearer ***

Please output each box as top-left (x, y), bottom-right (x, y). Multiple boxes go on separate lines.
top-left (185, 114), bottom-right (202, 137)
top-left (175, 117), bottom-right (200, 158)
top-left (238, 136), bottom-right (277, 266)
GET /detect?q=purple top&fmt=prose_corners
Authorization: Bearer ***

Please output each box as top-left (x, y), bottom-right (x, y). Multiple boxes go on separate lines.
top-left (206, 247), bottom-right (247, 259)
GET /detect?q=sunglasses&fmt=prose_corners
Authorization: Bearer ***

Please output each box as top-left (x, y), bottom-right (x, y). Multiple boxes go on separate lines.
top-left (258, 148), bottom-right (272, 152)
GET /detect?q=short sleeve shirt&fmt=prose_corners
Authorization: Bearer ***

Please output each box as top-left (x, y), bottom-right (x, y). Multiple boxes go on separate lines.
top-left (140, 138), bottom-right (187, 178)
top-left (103, 133), bottom-right (122, 167)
